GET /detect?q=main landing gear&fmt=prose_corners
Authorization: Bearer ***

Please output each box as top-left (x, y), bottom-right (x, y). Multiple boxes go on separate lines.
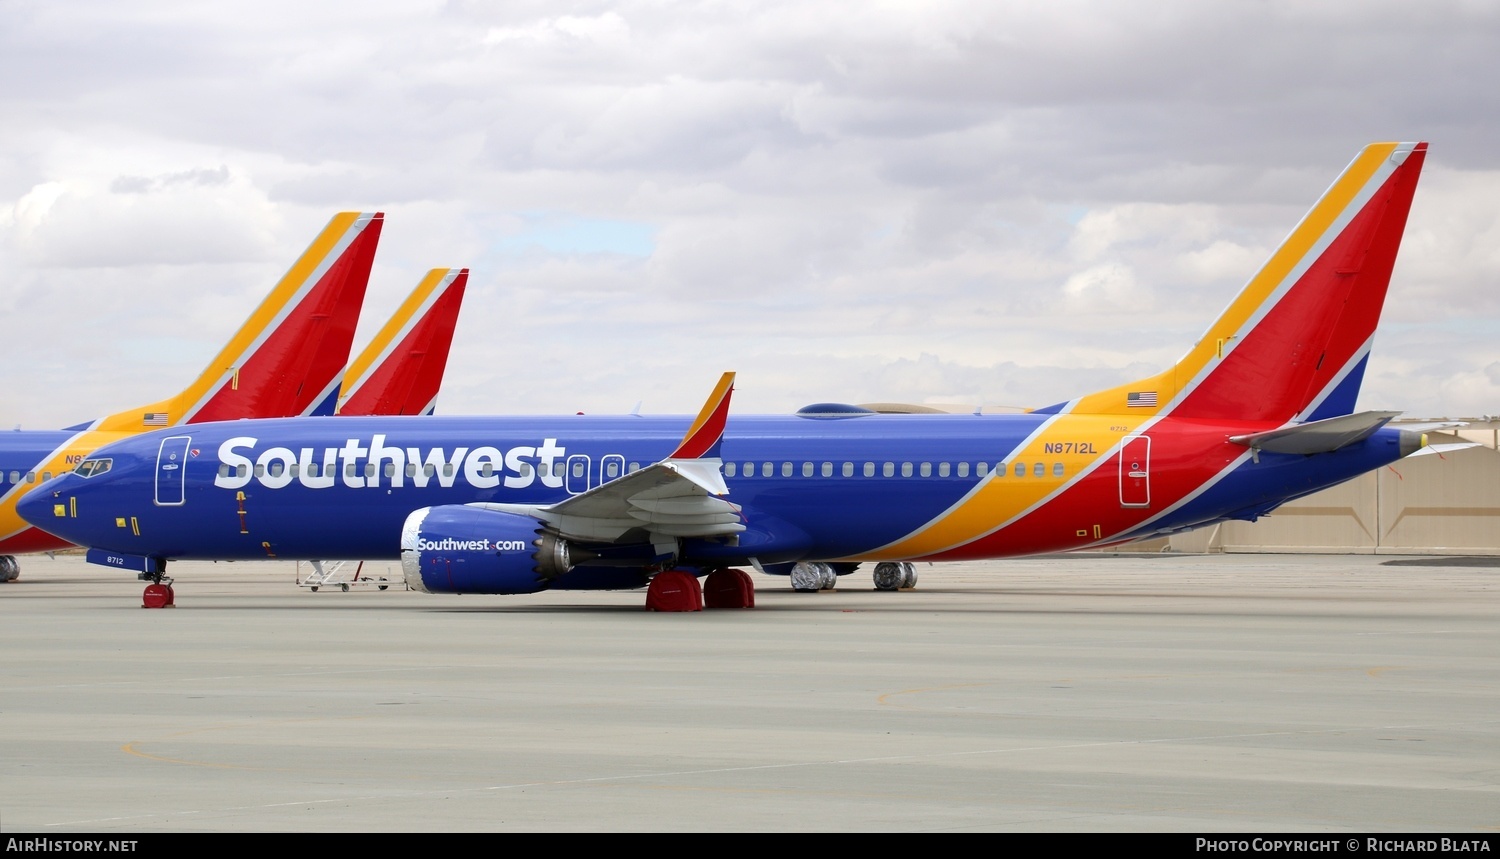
top-left (784, 560), bottom-right (918, 592)
top-left (790, 561), bottom-right (838, 592)
top-left (645, 568), bottom-right (755, 612)
top-left (872, 562), bottom-right (919, 591)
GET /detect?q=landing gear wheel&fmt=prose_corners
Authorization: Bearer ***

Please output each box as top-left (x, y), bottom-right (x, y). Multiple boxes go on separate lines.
top-left (340, 583), bottom-right (350, 592)
top-left (900, 562), bottom-right (918, 589)
top-left (873, 562), bottom-right (904, 591)
top-left (816, 562), bottom-right (837, 590)
top-left (310, 586), bottom-right (319, 592)
top-left (790, 561), bottom-right (825, 592)
top-left (142, 583), bottom-right (175, 609)
top-left (0, 555), bottom-right (19, 582)
top-left (646, 569), bottom-right (703, 612)
top-left (703, 568), bottom-right (755, 609)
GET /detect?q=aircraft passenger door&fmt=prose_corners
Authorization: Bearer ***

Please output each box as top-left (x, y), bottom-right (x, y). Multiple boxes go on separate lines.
top-left (155, 435), bottom-right (192, 506)
top-left (1118, 435), bottom-right (1151, 508)
top-left (565, 454), bottom-right (591, 495)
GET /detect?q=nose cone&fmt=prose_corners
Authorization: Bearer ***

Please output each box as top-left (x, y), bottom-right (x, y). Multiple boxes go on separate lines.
top-left (17, 475), bottom-right (86, 543)
top-left (17, 479), bottom-right (56, 524)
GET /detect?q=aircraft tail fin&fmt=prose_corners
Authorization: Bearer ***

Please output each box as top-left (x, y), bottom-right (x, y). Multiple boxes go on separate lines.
top-left (1041, 142), bottom-right (1426, 424)
top-left (330, 267), bottom-right (469, 416)
top-left (95, 212), bottom-right (384, 432)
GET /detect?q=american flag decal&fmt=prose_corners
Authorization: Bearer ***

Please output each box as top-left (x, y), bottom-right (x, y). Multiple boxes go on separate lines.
top-left (1126, 391), bottom-right (1157, 408)
top-left (143, 412), bottom-right (169, 426)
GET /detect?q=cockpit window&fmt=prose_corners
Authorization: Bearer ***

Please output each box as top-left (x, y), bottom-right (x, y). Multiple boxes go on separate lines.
top-left (73, 458), bottom-right (113, 478)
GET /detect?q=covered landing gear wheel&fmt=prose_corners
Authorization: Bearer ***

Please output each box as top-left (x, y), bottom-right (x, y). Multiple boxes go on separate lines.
top-left (646, 569), bottom-right (703, 612)
top-left (142, 582), bottom-right (175, 609)
top-left (873, 562), bottom-right (919, 591)
top-left (790, 561), bottom-right (835, 592)
top-left (703, 568), bottom-right (754, 609)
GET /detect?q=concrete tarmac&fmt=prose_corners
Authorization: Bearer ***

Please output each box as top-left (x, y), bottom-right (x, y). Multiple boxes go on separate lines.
top-left (1, 552), bottom-right (1497, 833)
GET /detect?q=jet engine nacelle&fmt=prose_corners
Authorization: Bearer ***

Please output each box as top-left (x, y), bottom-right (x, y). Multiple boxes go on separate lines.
top-left (400, 505), bottom-right (571, 595)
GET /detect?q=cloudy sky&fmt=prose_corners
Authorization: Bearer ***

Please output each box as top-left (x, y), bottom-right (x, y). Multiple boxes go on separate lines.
top-left (3, 0), bottom-right (1498, 429)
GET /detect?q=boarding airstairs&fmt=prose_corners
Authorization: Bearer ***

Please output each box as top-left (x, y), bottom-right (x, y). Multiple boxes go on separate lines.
top-left (296, 559), bottom-right (401, 592)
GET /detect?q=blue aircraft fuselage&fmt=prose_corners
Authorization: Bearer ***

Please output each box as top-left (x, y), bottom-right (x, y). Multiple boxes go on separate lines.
top-left (21, 411), bottom-right (1414, 572)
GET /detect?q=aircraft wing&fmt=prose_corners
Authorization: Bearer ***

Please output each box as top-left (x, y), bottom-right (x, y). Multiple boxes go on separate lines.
top-left (474, 373), bottom-right (741, 543)
top-left (477, 459), bottom-right (741, 542)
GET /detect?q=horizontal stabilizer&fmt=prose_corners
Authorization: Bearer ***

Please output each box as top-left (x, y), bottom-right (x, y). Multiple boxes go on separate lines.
top-left (1394, 420), bottom-right (1469, 433)
top-left (1230, 410), bottom-right (1400, 455)
top-left (1407, 442), bottom-right (1483, 458)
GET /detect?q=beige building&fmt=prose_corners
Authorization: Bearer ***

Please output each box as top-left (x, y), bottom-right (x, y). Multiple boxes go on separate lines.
top-left (1166, 419), bottom-right (1500, 555)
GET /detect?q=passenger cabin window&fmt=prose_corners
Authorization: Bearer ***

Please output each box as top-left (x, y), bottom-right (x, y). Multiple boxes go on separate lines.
top-left (821, 462), bottom-right (833, 477)
top-left (864, 462), bottom-right (875, 477)
top-left (957, 462), bottom-right (969, 478)
top-left (725, 462), bottom-right (737, 477)
top-left (976, 463), bottom-right (988, 477)
top-left (1034, 462), bottom-right (1045, 477)
top-left (1053, 462), bottom-right (1065, 477)
top-left (842, 462), bottom-right (854, 477)
top-left (802, 462), bottom-right (813, 477)
top-left (1014, 462), bottom-right (1026, 477)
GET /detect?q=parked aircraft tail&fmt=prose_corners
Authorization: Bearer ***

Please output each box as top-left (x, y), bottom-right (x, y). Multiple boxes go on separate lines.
top-left (86, 212), bottom-right (384, 432)
top-left (331, 267), bottom-right (469, 416)
top-left (1037, 142), bottom-right (1426, 424)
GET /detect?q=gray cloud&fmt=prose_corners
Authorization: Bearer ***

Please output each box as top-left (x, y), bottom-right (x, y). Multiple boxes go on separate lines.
top-left (2, 0), bottom-right (1497, 429)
